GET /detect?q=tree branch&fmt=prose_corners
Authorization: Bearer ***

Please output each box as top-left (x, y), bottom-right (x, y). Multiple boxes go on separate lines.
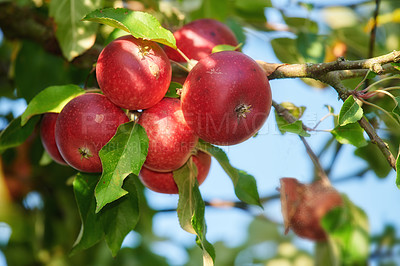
top-left (320, 72), bottom-right (397, 170)
top-left (257, 50), bottom-right (400, 80)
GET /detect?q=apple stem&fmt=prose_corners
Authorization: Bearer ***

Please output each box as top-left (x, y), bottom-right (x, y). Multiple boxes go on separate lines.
top-left (235, 104), bottom-right (252, 119)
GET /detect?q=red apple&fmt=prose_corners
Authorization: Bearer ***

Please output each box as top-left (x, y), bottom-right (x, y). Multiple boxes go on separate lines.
top-left (139, 151), bottom-right (211, 194)
top-left (40, 113), bottom-right (67, 165)
top-left (181, 51), bottom-right (272, 145)
top-left (138, 97), bottom-right (198, 172)
top-left (164, 18), bottom-right (238, 62)
top-left (55, 93), bottom-right (129, 173)
top-left (280, 178), bottom-right (343, 241)
top-left (96, 35), bottom-right (172, 110)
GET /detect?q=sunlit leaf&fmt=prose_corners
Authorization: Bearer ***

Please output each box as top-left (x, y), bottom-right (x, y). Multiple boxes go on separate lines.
top-left (192, 0), bottom-right (232, 22)
top-left (83, 8), bottom-right (176, 49)
top-left (234, 0), bottom-right (270, 23)
top-left (173, 160), bottom-right (215, 265)
top-left (21, 85), bottom-right (85, 126)
top-left (321, 195), bottom-right (369, 265)
top-left (338, 95), bottom-right (363, 126)
top-left (315, 241), bottom-right (340, 266)
top-left (49, 0), bottom-right (102, 61)
top-left (212, 44), bottom-right (237, 53)
top-left (396, 151), bottom-right (400, 189)
top-left (331, 122), bottom-right (367, 148)
top-left (95, 122), bottom-right (148, 213)
top-left (279, 120), bottom-right (311, 137)
top-left (271, 38), bottom-right (304, 64)
top-left (297, 32), bottom-right (326, 63)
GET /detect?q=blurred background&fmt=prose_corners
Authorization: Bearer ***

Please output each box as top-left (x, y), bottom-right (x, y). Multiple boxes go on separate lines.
top-left (1, 0), bottom-right (400, 265)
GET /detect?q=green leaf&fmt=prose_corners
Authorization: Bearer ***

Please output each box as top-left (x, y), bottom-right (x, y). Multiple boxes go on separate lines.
top-left (279, 120), bottom-right (311, 137)
top-left (297, 32), bottom-right (325, 64)
top-left (271, 38), bottom-right (305, 64)
top-left (331, 122), bottom-right (367, 148)
top-left (391, 62), bottom-right (400, 71)
top-left (274, 102), bottom-right (307, 135)
top-left (234, 0), bottom-right (270, 23)
top-left (321, 195), bottom-right (369, 265)
top-left (225, 18), bottom-right (246, 45)
top-left (315, 241), bottom-right (340, 266)
top-left (83, 8), bottom-right (176, 49)
top-left (355, 142), bottom-right (392, 178)
top-left (21, 85), bottom-right (85, 126)
top-left (49, 0), bottom-right (102, 61)
top-left (197, 140), bottom-right (261, 207)
top-left (192, 0), bottom-right (233, 22)
top-left (72, 173), bottom-right (141, 257)
top-left (396, 151), bottom-right (400, 189)
top-left (173, 160), bottom-right (215, 265)
top-left (100, 175), bottom-right (140, 257)
top-left (392, 96), bottom-right (400, 122)
top-left (338, 95), bottom-right (363, 126)
top-left (0, 116), bottom-right (40, 154)
top-left (283, 17), bottom-right (319, 34)
top-left (71, 172), bottom-right (104, 255)
top-left (165, 82), bottom-right (182, 98)
top-left (212, 44), bottom-right (240, 53)
top-left (105, 28), bottom-right (129, 45)
top-left (173, 161), bottom-right (198, 234)
top-left (95, 122), bottom-right (148, 213)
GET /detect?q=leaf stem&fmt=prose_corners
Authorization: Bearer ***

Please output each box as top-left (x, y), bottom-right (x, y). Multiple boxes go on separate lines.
top-left (359, 98), bottom-right (400, 126)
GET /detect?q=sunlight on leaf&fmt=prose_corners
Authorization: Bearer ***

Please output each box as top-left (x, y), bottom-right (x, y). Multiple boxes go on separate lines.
top-left (338, 95), bottom-right (363, 126)
top-left (49, 0), bottom-right (102, 61)
top-left (95, 122), bottom-right (148, 213)
top-left (83, 8), bottom-right (176, 49)
top-left (21, 84), bottom-right (85, 126)
top-left (173, 160), bottom-right (215, 265)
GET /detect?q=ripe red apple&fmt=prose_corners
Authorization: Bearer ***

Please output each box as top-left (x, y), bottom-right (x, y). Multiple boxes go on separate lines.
top-left (139, 151), bottom-right (211, 194)
top-left (138, 97), bottom-right (198, 172)
top-left (96, 35), bottom-right (172, 110)
top-left (164, 18), bottom-right (238, 62)
top-left (55, 93), bottom-right (129, 173)
top-left (40, 113), bottom-right (67, 165)
top-left (280, 178), bottom-right (343, 241)
top-left (181, 51), bottom-right (272, 145)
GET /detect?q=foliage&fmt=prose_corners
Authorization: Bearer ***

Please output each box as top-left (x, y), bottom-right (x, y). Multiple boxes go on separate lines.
top-left (1, 0), bottom-right (400, 265)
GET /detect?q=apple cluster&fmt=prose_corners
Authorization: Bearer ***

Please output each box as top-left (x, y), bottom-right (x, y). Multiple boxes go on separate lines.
top-left (39, 18), bottom-right (272, 194)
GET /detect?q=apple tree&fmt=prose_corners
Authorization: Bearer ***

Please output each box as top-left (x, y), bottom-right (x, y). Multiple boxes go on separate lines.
top-left (0, 0), bottom-right (400, 265)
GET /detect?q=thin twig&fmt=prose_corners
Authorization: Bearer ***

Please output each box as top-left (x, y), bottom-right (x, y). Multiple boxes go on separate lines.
top-left (272, 100), bottom-right (330, 184)
top-left (369, 0), bottom-right (381, 59)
